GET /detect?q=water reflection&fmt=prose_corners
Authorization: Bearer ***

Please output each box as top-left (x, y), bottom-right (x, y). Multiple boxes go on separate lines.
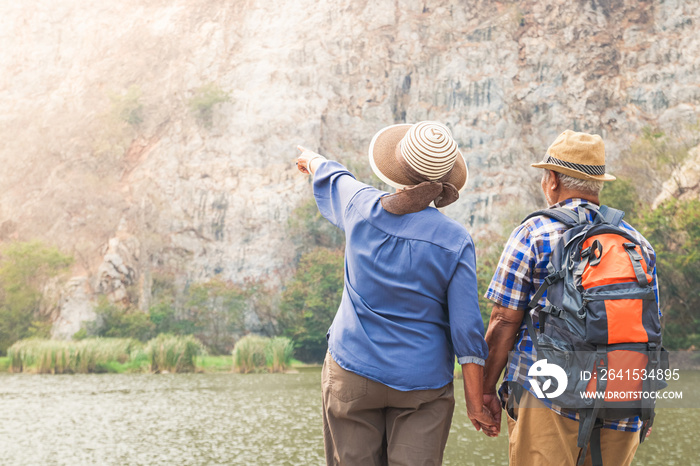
top-left (0, 369), bottom-right (697, 465)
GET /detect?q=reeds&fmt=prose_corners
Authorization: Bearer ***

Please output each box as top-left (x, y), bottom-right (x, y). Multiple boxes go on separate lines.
top-left (232, 335), bottom-right (267, 373)
top-left (232, 335), bottom-right (294, 373)
top-left (7, 338), bottom-right (139, 374)
top-left (146, 334), bottom-right (205, 373)
top-left (266, 337), bottom-right (294, 373)
top-left (7, 335), bottom-right (291, 374)
top-left (7, 336), bottom-right (205, 374)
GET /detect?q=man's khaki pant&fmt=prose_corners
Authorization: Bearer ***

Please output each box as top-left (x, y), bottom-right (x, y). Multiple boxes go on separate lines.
top-left (322, 352), bottom-right (455, 466)
top-left (507, 390), bottom-right (640, 466)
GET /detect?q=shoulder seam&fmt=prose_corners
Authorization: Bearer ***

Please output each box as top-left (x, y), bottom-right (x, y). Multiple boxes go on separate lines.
top-left (348, 191), bottom-right (467, 253)
top-left (344, 185), bottom-right (375, 217)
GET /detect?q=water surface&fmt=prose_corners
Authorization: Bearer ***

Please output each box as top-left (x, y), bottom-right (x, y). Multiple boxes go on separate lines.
top-left (0, 369), bottom-right (697, 465)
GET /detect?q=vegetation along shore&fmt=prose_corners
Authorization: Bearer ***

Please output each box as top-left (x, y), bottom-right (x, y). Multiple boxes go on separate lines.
top-left (2, 334), bottom-right (297, 374)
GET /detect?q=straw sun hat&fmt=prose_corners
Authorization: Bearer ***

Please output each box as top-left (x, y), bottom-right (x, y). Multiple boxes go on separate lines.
top-left (532, 130), bottom-right (616, 181)
top-left (369, 121), bottom-right (468, 191)
top-left (368, 121), bottom-right (467, 214)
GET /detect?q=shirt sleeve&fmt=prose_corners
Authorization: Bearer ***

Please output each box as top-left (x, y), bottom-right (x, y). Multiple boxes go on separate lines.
top-left (447, 236), bottom-right (489, 366)
top-left (484, 223), bottom-right (537, 311)
top-left (312, 160), bottom-right (370, 231)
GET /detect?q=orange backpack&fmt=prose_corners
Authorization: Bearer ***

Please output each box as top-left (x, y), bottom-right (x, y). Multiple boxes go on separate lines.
top-left (522, 205), bottom-right (668, 466)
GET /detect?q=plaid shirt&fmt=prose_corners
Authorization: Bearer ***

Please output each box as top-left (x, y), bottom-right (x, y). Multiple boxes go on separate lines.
top-left (485, 198), bottom-right (659, 432)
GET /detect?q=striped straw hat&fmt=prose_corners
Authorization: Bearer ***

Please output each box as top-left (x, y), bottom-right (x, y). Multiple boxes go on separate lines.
top-left (532, 130), bottom-right (616, 181)
top-left (368, 121), bottom-right (468, 192)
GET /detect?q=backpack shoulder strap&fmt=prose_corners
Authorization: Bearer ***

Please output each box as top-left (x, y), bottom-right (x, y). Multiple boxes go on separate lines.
top-left (598, 204), bottom-right (625, 226)
top-left (522, 207), bottom-right (580, 226)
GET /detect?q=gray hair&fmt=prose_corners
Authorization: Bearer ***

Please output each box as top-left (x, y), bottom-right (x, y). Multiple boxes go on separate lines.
top-left (544, 170), bottom-right (604, 196)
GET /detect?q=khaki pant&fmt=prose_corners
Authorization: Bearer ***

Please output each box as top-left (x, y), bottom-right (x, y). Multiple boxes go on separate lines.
top-left (322, 352), bottom-right (455, 466)
top-left (507, 390), bottom-right (640, 466)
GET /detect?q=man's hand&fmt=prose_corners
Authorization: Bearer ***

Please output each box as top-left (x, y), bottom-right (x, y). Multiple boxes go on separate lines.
top-left (482, 391), bottom-right (502, 435)
top-left (462, 363), bottom-right (500, 437)
top-left (474, 304), bottom-right (522, 438)
top-left (296, 145), bottom-right (326, 175)
top-left (468, 405), bottom-right (499, 437)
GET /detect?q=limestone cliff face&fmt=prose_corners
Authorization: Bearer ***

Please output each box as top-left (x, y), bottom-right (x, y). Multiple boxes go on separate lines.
top-left (654, 145), bottom-right (700, 206)
top-left (0, 0), bottom-right (698, 336)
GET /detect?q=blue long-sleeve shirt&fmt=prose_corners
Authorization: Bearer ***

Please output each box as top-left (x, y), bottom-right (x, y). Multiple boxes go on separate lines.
top-left (313, 160), bottom-right (488, 391)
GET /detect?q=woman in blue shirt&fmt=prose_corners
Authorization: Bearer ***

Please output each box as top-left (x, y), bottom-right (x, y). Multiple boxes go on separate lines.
top-left (296, 121), bottom-right (496, 465)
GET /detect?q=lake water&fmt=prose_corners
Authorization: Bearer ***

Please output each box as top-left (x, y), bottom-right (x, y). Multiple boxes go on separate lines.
top-left (0, 368), bottom-right (698, 465)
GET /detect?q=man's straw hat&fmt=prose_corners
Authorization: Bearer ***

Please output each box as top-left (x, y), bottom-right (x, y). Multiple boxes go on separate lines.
top-left (368, 121), bottom-right (468, 192)
top-left (532, 130), bottom-right (616, 181)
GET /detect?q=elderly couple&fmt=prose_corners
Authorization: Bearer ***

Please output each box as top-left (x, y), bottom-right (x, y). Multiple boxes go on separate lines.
top-left (295, 121), bottom-right (656, 466)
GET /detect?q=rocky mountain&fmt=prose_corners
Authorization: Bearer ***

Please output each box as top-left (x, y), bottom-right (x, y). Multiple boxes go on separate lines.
top-left (654, 145), bottom-right (700, 206)
top-left (1, 0), bottom-right (698, 337)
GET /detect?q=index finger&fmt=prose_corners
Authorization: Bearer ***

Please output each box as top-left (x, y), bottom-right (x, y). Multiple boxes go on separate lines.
top-left (297, 145), bottom-right (305, 153)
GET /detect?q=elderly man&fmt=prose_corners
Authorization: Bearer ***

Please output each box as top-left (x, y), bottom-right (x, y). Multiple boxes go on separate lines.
top-left (481, 130), bottom-right (660, 466)
top-left (295, 121), bottom-right (496, 465)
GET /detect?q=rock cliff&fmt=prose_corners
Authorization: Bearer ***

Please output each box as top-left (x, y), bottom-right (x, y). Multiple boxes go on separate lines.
top-left (0, 0), bottom-right (698, 336)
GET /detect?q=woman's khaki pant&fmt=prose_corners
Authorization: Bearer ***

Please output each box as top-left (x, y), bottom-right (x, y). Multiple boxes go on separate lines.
top-left (322, 352), bottom-right (455, 466)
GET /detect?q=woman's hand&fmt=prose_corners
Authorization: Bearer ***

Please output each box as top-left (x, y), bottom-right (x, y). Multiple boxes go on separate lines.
top-left (296, 145), bottom-right (326, 175)
top-left (462, 363), bottom-right (500, 437)
top-left (482, 391), bottom-right (502, 435)
top-left (468, 405), bottom-right (499, 437)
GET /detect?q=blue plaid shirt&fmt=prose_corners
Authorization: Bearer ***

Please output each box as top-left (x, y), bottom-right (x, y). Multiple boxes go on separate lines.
top-left (485, 198), bottom-right (659, 432)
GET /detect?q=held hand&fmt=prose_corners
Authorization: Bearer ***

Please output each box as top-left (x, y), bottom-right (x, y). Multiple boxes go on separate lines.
top-left (482, 392), bottom-right (502, 435)
top-left (295, 145), bottom-right (325, 175)
top-left (468, 405), bottom-right (499, 438)
top-left (462, 363), bottom-right (500, 437)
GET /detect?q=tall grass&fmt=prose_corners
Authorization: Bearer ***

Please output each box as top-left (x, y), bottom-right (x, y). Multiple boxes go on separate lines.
top-left (7, 336), bottom-right (296, 375)
top-left (146, 334), bottom-right (205, 373)
top-left (232, 335), bottom-right (267, 373)
top-left (7, 338), bottom-right (139, 374)
top-left (266, 337), bottom-right (294, 373)
top-left (232, 335), bottom-right (294, 373)
top-left (7, 336), bottom-right (206, 374)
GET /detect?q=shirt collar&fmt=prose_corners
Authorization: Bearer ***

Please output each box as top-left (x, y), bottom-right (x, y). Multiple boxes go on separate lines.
top-left (549, 198), bottom-right (599, 209)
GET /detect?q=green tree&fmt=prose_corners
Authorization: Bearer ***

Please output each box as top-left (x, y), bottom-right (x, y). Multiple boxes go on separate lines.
top-left (185, 278), bottom-right (247, 354)
top-left (637, 198), bottom-right (700, 349)
top-left (82, 277), bottom-right (248, 352)
top-left (475, 234), bottom-right (507, 329)
top-left (147, 273), bottom-right (197, 336)
top-left (149, 300), bottom-right (196, 336)
top-left (617, 126), bottom-right (697, 204)
top-left (0, 241), bottom-right (73, 354)
top-left (88, 297), bottom-right (155, 342)
top-left (600, 177), bottom-right (641, 220)
top-left (243, 278), bottom-right (282, 337)
top-left (279, 248), bottom-right (344, 363)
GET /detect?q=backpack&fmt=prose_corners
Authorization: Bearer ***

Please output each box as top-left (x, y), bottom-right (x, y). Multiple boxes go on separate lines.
top-left (521, 204), bottom-right (668, 466)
